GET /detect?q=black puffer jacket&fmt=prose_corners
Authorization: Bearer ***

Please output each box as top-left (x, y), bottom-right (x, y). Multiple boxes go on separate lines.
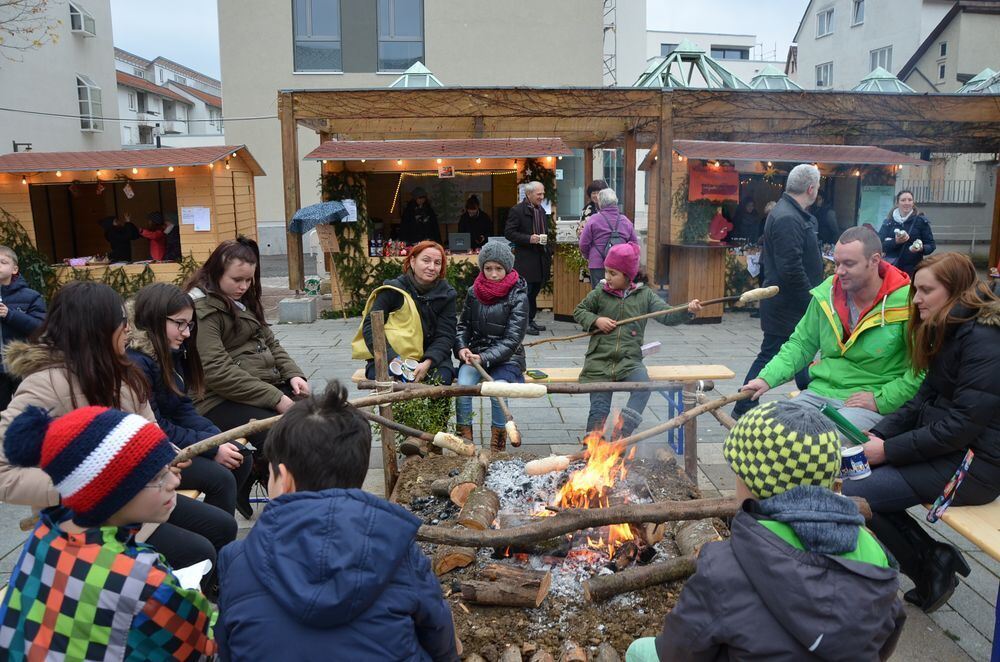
top-left (455, 278), bottom-right (528, 372)
top-left (873, 299), bottom-right (1000, 505)
top-left (878, 212), bottom-right (935, 278)
top-left (362, 274), bottom-right (457, 370)
top-left (759, 193), bottom-right (825, 337)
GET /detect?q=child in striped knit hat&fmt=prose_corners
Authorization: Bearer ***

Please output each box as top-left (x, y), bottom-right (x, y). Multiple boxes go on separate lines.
top-left (0, 406), bottom-right (216, 661)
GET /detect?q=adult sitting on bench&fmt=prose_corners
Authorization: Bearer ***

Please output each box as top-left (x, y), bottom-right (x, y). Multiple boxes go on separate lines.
top-left (841, 253), bottom-right (1000, 613)
top-left (742, 226), bottom-right (922, 432)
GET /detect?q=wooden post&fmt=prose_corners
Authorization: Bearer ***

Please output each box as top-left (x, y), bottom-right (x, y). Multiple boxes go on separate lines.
top-left (583, 147), bottom-right (594, 189)
top-left (370, 311), bottom-right (399, 497)
top-left (279, 91), bottom-right (305, 291)
top-left (656, 95), bottom-right (674, 284)
top-left (681, 383), bottom-right (698, 485)
top-left (624, 129), bottom-right (637, 222)
top-left (990, 165), bottom-right (1000, 269)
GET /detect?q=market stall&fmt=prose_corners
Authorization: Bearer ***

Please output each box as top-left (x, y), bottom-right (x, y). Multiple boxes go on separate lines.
top-left (0, 145), bottom-right (264, 286)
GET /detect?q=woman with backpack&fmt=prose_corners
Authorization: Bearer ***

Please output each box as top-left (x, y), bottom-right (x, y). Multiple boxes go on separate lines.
top-left (578, 188), bottom-right (639, 289)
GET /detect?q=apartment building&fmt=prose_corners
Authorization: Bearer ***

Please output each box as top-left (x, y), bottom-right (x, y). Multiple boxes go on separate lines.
top-left (645, 31), bottom-right (783, 83)
top-left (0, 0), bottom-right (119, 153)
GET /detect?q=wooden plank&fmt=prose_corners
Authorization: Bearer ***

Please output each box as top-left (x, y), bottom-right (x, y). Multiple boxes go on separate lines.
top-left (624, 129), bottom-right (637, 221)
top-left (656, 98), bottom-right (673, 283)
top-left (280, 91), bottom-right (304, 290)
top-left (583, 147), bottom-right (594, 188)
top-left (351, 364), bottom-right (735, 384)
top-left (933, 500), bottom-right (1000, 564)
top-left (991, 165), bottom-right (1000, 270)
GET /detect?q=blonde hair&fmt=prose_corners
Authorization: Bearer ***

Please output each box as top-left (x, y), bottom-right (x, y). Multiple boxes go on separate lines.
top-left (0, 245), bottom-right (19, 266)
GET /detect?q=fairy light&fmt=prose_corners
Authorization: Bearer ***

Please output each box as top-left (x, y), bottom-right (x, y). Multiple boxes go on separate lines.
top-left (436, 158), bottom-right (442, 164)
top-left (396, 159), bottom-right (403, 166)
top-left (231, 152), bottom-right (237, 158)
top-left (55, 170), bottom-right (62, 177)
top-left (389, 173), bottom-right (404, 213)
top-left (322, 159), bottom-right (328, 165)
top-left (360, 159), bottom-right (367, 163)
top-left (208, 163), bottom-right (213, 170)
top-left (545, 156), bottom-right (552, 163)
top-left (475, 157), bottom-right (482, 164)
top-left (96, 170), bottom-right (101, 176)
top-left (225, 159), bottom-right (231, 170)
top-left (168, 166), bottom-right (175, 172)
top-left (132, 167), bottom-right (139, 175)
top-left (558, 156), bottom-right (563, 161)
top-left (20, 175), bottom-right (27, 185)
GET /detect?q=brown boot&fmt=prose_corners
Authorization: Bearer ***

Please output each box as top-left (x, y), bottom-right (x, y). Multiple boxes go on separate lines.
top-left (490, 426), bottom-right (507, 453)
top-left (457, 424), bottom-right (473, 442)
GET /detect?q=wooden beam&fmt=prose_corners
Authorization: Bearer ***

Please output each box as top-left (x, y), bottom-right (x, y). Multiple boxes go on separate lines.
top-left (991, 165), bottom-right (1000, 270)
top-left (583, 147), bottom-right (594, 190)
top-left (624, 129), bottom-right (637, 221)
top-left (279, 91), bottom-right (304, 291)
top-left (656, 97), bottom-right (673, 284)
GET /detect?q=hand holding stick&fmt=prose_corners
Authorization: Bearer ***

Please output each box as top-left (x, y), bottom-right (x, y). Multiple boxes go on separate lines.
top-left (523, 286), bottom-right (779, 348)
top-left (472, 359), bottom-right (522, 447)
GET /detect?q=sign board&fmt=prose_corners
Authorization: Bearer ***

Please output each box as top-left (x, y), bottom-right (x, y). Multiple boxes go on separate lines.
top-left (555, 169), bottom-right (564, 180)
top-left (181, 206), bottom-right (211, 232)
top-left (857, 186), bottom-right (895, 228)
top-left (688, 165), bottom-right (739, 202)
top-left (437, 165), bottom-right (455, 178)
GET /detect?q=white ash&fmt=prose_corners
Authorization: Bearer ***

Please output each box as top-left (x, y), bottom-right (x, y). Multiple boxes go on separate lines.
top-left (485, 458), bottom-right (581, 514)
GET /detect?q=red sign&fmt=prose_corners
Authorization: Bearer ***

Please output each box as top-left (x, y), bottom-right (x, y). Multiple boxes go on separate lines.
top-left (688, 165), bottom-right (739, 202)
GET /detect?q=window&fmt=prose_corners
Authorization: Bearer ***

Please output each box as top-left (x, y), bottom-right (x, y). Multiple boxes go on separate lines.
top-left (939, 63), bottom-right (946, 80)
top-left (939, 42), bottom-right (947, 57)
top-left (174, 74), bottom-right (187, 85)
top-left (76, 75), bottom-right (103, 131)
top-left (852, 0), bottom-right (865, 25)
top-left (127, 91), bottom-right (136, 111)
top-left (711, 47), bottom-right (750, 60)
top-left (817, 8), bottom-right (834, 37)
top-left (378, 0), bottom-right (423, 72)
top-left (69, 2), bottom-right (96, 36)
top-left (137, 91), bottom-right (147, 113)
top-left (660, 43), bottom-right (678, 56)
top-left (869, 46), bottom-right (892, 72)
top-left (816, 61), bottom-right (833, 88)
top-left (293, 0), bottom-right (342, 72)
top-left (133, 67), bottom-right (145, 79)
top-left (123, 126), bottom-right (132, 144)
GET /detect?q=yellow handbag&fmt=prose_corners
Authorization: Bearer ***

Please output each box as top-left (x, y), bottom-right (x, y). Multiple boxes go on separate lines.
top-left (351, 285), bottom-right (425, 360)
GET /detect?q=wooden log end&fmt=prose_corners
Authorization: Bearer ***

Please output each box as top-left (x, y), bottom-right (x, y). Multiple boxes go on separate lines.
top-left (430, 478), bottom-right (452, 499)
top-left (559, 639), bottom-right (587, 662)
top-left (432, 545), bottom-right (476, 576)
top-left (456, 487), bottom-right (500, 531)
top-left (450, 482), bottom-right (478, 507)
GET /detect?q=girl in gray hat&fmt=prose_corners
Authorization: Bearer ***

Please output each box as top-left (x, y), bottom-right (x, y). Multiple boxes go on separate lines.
top-left (454, 240), bottom-right (528, 451)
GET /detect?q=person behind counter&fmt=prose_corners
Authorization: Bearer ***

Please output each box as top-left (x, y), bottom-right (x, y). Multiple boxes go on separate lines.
top-left (457, 195), bottom-right (493, 249)
top-left (400, 187), bottom-right (441, 246)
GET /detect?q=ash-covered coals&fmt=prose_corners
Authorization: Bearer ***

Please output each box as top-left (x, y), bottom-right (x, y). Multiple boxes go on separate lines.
top-left (485, 458), bottom-right (581, 514)
top-left (408, 494), bottom-right (460, 525)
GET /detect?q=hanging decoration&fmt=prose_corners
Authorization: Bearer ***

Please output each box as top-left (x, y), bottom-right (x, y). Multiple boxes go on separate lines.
top-left (122, 182), bottom-right (135, 200)
top-left (94, 180), bottom-right (105, 196)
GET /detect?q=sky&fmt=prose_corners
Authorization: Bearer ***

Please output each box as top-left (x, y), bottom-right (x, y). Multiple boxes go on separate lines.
top-left (108, 1), bottom-right (811, 83)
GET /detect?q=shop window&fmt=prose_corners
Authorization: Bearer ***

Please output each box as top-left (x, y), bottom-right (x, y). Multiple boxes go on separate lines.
top-left (293, 0), bottom-right (343, 72)
top-left (817, 8), bottom-right (834, 37)
top-left (77, 75), bottom-right (104, 132)
top-left (378, 0), bottom-right (423, 72)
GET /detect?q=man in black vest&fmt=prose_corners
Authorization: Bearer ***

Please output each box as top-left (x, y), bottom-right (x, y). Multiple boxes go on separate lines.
top-left (505, 181), bottom-right (553, 335)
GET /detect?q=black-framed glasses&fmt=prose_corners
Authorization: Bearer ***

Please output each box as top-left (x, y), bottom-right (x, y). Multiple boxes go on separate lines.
top-left (166, 317), bottom-right (195, 332)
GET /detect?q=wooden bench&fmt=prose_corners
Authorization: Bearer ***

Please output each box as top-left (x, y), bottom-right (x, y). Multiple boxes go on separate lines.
top-left (926, 500), bottom-right (1000, 564)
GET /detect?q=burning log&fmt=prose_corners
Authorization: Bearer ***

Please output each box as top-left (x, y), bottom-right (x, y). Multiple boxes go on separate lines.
top-left (449, 452), bottom-right (490, 506)
top-left (457, 487), bottom-right (500, 531)
top-left (499, 645), bottom-right (523, 662)
top-left (461, 564), bottom-right (552, 608)
top-left (634, 522), bottom-right (667, 546)
top-left (558, 640), bottom-right (587, 662)
top-left (432, 545), bottom-right (477, 576)
top-left (583, 555), bottom-right (697, 603)
top-left (609, 540), bottom-right (640, 572)
top-left (674, 519), bottom-right (723, 557)
top-left (417, 498), bottom-right (737, 547)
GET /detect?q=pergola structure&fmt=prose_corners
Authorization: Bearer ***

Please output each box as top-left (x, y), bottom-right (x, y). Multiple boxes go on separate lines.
top-left (278, 87), bottom-right (1000, 289)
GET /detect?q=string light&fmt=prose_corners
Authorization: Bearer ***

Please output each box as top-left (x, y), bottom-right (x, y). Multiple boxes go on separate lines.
top-left (132, 167), bottom-right (139, 175)
top-left (853, 169), bottom-right (860, 177)
top-left (168, 166), bottom-right (174, 172)
top-left (475, 157), bottom-right (482, 164)
top-left (767, 161), bottom-right (772, 167)
top-left (545, 156), bottom-right (552, 162)
top-left (225, 159), bottom-right (231, 170)
top-left (396, 159), bottom-right (403, 166)
top-left (20, 175), bottom-right (27, 185)
top-left (322, 159), bottom-right (327, 164)
top-left (436, 158), bottom-right (442, 164)
top-left (558, 156), bottom-right (563, 161)
top-left (96, 170), bottom-right (101, 176)
top-left (55, 170), bottom-right (62, 177)
top-left (208, 163), bottom-right (213, 169)
top-left (231, 152), bottom-right (237, 158)
top-left (360, 159), bottom-right (366, 163)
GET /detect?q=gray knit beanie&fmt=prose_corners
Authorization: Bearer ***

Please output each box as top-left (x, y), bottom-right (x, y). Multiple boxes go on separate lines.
top-left (478, 240), bottom-right (515, 272)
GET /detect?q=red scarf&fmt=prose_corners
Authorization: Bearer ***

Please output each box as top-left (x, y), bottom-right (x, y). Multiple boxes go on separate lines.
top-left (473, 269), bottom-right (519, 304)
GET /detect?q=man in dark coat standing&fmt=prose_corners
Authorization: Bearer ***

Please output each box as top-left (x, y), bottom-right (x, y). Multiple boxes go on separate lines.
top-left (505, 181), bottom-right (552, 335)
top-left (734, 164), bottom-right (825, 418)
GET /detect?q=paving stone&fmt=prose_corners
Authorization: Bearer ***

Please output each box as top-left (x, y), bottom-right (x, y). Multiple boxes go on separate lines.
top-left (945, 580), bottom-right (997, 638)
top-left (929, 609), bottom-right (990, 661)
top-left (700, 463), bottom-right (738, 493)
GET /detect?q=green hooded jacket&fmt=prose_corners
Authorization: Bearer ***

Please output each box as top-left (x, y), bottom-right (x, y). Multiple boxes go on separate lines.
top-left (758, 264), bottom-right (923, 414)
top-left (573, 284), bottom-right (688, 383)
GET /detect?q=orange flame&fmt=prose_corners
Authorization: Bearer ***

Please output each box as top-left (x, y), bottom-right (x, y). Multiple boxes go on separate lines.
top-left (555, 429), bottom-right (635, 556)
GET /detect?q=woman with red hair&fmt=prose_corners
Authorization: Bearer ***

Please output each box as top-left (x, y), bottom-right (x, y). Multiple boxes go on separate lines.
top-left (843, 252), bottom-right (1000, 613)
top-left (360, 241), bottom-right (457, 384)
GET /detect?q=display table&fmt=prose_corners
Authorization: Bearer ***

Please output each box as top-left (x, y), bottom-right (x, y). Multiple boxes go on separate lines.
top-left (667, 243), bottom-right (730, 323)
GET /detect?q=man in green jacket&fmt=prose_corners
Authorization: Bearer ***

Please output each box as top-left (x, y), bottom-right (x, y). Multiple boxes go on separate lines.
top-left (742, 226), bottom-right (923, 432)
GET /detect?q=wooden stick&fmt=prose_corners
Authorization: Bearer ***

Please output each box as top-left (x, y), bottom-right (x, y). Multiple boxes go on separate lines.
top-left (357, 379), bottom-right (693, 394)
top-left (417, 497), bottom-right (738, 547)
top-left (359, 409), bottom-right (475, 456)
top-left (583, 555), bottom-right (697, 603)
top-left (524, 391), bottom-right (751, 475)
top-left (524, 286), bottom-right (779, 348)
top-left (472, 359), bottom-right (522, 447)
top-left (698, 391), bottom-right (737, 429)
top-left (371, 311), bottom-right (399, 498)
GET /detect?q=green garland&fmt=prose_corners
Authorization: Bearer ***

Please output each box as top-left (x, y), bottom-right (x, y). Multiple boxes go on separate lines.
top-left (556, 243), bottom-right (588, 276)
top-left (681, 200), bottom-right (716, 244)
top-left (320, 171), bottom-right (374, 316)
top-left (0, 207), bottom-right (59, 298)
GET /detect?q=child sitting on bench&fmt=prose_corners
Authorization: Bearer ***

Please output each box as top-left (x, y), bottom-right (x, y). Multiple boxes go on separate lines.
top-left (573, 242), bottom-right (700, 439)
top-left (625, 401), bottom-right (906, 661)
top-left (215, 381), bottom-right (459, 661)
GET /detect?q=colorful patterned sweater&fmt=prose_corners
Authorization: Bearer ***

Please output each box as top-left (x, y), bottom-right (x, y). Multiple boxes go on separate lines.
top-left (0, 507), bottom-right (216, 661)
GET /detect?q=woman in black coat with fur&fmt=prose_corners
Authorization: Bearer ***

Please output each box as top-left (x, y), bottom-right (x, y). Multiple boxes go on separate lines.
top-left (843, 252), bottom-right (1000, 613)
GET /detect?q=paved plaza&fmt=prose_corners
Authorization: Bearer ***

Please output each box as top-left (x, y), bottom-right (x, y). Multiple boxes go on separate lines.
top-left (0, 304), bottom-right (993, 659)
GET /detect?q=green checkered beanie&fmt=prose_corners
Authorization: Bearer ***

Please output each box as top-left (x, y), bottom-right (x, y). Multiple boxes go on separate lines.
top-left (724, 400), bottom-right (841, 498)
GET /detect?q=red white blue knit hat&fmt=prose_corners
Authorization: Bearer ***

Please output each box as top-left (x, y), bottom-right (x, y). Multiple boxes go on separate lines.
top-left (4, 406), bottom-right (175, 526)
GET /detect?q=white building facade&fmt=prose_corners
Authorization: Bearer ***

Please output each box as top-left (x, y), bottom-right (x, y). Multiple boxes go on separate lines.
top-left (0, 0), bottom-right (119, 153)
top-left (645, 31), bottom-right (784, 83)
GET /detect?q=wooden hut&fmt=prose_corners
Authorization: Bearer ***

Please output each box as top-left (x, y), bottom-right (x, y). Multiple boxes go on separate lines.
top-left (0, 145), bottom-right (264, 283)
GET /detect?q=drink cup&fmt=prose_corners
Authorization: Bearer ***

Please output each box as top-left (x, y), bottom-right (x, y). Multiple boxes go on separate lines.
top-left (537, 234), bottom-right (548, 245)
top-left (840, 445), bottom-right (872, 480)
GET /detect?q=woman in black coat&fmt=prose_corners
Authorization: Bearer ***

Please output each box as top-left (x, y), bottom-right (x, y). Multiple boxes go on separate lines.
top-left (454, 241), bottom-right (528, 452)
top-left (878, 190), bottom-right (936, 278)
top-left (361, 241), bottom-right (457, 384)
top-left (843, 252), bottom-right (1000, 613)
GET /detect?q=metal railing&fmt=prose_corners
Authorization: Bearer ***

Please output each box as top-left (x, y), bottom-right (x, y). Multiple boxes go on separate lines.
top-left (896, 179), bottom-right (978, 204)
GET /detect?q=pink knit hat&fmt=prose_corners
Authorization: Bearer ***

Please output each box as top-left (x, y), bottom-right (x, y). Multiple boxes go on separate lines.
top-left (603, 243), bottom-right (641, 283)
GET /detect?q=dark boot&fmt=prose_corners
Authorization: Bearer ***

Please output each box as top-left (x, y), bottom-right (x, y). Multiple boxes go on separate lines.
top-left (918, 542), bottom-right (971, 613)
top-left (235, 476), bottom-right (254, 520)
top-left (457, 424), bottom-right (473, 442)
top-left (616, 407), bottom-right (644, 440)
top-left (490, 426), bottom-right (507, 453)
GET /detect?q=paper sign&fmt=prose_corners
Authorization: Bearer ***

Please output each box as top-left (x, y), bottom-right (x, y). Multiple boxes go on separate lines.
top-left (688, 165), bottom-right (739, 202)
top-left (437, 165), bottom-right (455, 178)
top-left (555, 169), bottom-right (564, 180)
top-left (181, 206), bottom-right (211, 231)
top-left (342, 199), bottom-right (358, 222)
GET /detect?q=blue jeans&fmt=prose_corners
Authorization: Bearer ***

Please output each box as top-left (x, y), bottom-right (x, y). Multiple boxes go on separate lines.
top-left (589, 267), bottom-right (605, 289)
top-left (455, 362), bottom-right (523, 428)
top-left (587, 364), bottom-right (650, 434)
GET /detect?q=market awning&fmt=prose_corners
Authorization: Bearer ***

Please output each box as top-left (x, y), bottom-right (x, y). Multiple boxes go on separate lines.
top-left (639, 140), bottom-right (928, 170)
top-left (0, 145), bottom-right (265, 176)
top-left (304, 137), bottom-right (573, 161)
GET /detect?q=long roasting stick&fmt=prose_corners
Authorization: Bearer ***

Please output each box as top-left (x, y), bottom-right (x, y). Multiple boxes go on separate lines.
top-left (523, 391), bottom-right (751, 475)
top-left (523, 286), bottom-right (779, 348)
top-left (471, 359), bottom-right (522, 447)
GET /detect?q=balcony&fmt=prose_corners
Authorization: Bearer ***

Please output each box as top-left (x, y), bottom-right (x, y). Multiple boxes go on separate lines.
top-left (160, 119), bottom-right (187, 135)
top-left (136, 111), bottom-right (159, 127)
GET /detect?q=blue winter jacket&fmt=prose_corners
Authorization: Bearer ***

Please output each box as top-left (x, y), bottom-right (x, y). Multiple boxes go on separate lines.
top-left (216, 488), bottom-right (459, 662)
top-left (0, 276), bottom-right (45, 373)
top-left (126, 327), bottom-right (220, 452)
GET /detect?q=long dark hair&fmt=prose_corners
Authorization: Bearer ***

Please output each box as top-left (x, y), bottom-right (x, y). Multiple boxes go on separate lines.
top-left (908, 252), bottom-right (999, 372)
top-left (133, 283), bottom-right (206, 398)
top-left (887, 189), bottom-right (920, 220)
top-left (34, 281), bottom-right (149, 409)
top-left (185, 236), bottom-right (266, 324)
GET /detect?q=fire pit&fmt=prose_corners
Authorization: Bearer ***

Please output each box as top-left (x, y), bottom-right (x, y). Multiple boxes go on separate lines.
top-left (395, 438), bottom-right (728, 659)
